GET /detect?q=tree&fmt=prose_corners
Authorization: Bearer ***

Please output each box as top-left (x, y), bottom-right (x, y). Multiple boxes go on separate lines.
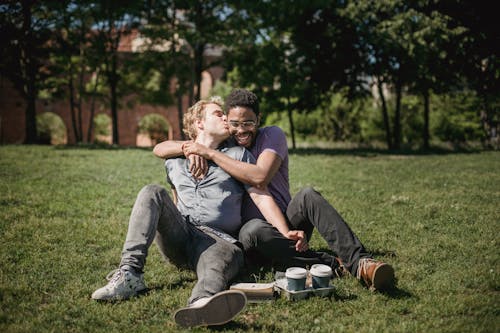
top-left (131, 0), bottom-right (237, 139)
top-left (135, 0), bottom-right (189, 140)
top-left (0, 1), bottom-right (56, 143)
top-left (90, 0), bottom-right (141, 145)
top-left (48, 0), bottom-right (102, 144)
top-left (439, 1), bottom-right (499, 147)
top-left (225, 1), bottom-right (363, 149)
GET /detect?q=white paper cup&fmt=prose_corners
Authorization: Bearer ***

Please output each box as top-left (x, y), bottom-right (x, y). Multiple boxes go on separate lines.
top-left (310, 264), bottom-right (333, 288)
top-left (285, 267), bottom-right (307, 291)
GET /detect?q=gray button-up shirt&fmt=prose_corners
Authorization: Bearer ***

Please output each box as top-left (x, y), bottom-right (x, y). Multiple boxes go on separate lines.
top-left (165, 142), bottom-right (255, 238)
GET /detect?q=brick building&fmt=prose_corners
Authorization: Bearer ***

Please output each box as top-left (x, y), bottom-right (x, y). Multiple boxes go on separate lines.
top-left (0, 30), bottom-right (224, 146)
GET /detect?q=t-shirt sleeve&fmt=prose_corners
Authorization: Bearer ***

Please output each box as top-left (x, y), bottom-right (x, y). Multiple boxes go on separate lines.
top-left (241, 148), bottom-right (256, 165)
top-left (260, 126), bottom-right (288, 160)
top-left (234, 147), bottom-right (256, 191)
top-left (164, 160), bottom-right (175, 189)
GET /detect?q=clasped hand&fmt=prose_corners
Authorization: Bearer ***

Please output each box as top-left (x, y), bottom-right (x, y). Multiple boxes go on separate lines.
top-left (182, 141), bottom-right (209, 179)
top-left (285, 230), bottom-right (308, 252)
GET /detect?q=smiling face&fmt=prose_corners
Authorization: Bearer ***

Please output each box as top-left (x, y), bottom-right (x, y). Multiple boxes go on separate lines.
top-left (226, 106), bottom-right (259, 148)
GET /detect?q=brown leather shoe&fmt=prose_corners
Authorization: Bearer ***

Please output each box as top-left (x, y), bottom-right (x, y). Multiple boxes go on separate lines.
top-left (356, 258), bottom-right (394, 291)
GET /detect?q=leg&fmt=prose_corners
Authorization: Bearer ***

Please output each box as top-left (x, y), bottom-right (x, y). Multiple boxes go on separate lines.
top-left (92, 184), bottom-right (190, 301)
top-left (239, 219), bottom-right (340, 272)
top-left (287, 187), bottom-right (395, 290)
top-left (121, 184), bottom-right (191, 271)
top-left (174, 230), bottom-right (247, 328)
top-left (286, 187), bottom-right (370, 275)
top-left (188, 230), bottom-right (244, 303)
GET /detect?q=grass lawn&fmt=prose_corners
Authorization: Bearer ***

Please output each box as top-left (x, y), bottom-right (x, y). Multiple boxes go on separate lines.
top-left (0, 145), bottom-right (498, 332)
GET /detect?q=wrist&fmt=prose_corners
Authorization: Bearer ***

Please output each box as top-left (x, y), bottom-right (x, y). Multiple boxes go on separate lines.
top-left (181, 141), bottom-right (188, 156)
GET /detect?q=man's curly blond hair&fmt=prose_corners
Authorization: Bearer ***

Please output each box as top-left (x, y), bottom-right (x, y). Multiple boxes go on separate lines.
top-left (183, 96), bottom-right (224, 140)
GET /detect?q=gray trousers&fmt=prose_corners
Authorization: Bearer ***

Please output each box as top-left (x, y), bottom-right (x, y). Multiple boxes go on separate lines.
top-left (119, 184), bottom-right (244, 303)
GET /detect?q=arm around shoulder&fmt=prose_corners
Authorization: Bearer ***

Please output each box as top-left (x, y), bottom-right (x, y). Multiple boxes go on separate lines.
top-left (153, 140), bottom-right (187, 159)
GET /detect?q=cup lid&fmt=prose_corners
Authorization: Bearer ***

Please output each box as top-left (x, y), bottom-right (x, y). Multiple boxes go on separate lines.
top-left (310, 264), bottom-right (333, 277)
top-left (285, 267), bottom-right (307, 279)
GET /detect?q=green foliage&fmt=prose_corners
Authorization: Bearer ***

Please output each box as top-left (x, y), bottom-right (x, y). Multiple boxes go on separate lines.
top-left (210, 80), bottom-right (233, 101)
top-left (93, 113), bottom-right (111, 137)
top-left (432, 91), bottom-right (484, 143)
top-left (1, 1), bottom-right (497, 148)
top-left (138, 114), bottom-right (169, 145)
top-left (0, 146), bottom-right (498, 332)
top-left (36, 112), bottom-right (67, 145)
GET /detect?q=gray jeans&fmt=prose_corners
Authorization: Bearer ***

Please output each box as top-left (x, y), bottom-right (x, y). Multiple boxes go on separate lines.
top-left (119, 184), bottom-right (244, 303)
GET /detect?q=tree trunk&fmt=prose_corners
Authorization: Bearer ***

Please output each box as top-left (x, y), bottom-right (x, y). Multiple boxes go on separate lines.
top-left (423, 89), bottom-right (430, 150)
top-left (110, 52), bottom-right (119, 145)
top-left (25, 87), bottom-right (38, 144)
top-left (77, 46), bottom-right (86, 143)
top-left (177, 90), bottom-right (185, 140)
top-left (287, 95), bottom-right (296, 149)
top-left (87, 69), bottom-right (100, 142)
top-left (21, 1), bottom-right (38, 144)
top-left (393, 75), bottom-right (402, 150)
top-left (377, 77), bottom-right (392, 149)
top-left (68, 71), bottom-right (80, 143)
top-left (194, 43), bottom-right (204, 102)
top-left (479, 89), bottom-right (498, 148)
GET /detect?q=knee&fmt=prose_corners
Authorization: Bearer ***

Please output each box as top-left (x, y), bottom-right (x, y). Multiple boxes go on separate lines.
top-left (296, 186), bottom-right (318, 201)
top-left (137, 184), bottom-right (169, 202)
top-left (239, 219), bottom-right (268, 250)
top-left (200, 243), bottom-right (244, 275)
top-left (140, 184), bottom-right (166, 197)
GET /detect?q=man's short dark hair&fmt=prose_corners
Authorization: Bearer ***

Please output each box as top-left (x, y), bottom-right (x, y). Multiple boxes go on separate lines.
top-left (225, 89), bottom-right (259, 116)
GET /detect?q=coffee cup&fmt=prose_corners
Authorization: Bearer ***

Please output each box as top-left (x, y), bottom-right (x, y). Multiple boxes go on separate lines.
top-left (310, 264), bottom-right (332, 288)
top-left (285, 267), bottom-right (307, 291)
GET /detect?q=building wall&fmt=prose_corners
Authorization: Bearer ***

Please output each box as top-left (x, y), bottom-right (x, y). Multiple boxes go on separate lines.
top-left (0, 68), bottom-right (222, 145)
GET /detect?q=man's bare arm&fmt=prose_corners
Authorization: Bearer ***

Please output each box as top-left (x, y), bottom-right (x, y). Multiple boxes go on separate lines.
top-left (171, 188), bottom-right (178, 205)
top-left (248, 187), bottom-right (307, 252)
top-left (153, 140), bottom-right (209, 179)
top-left (183, 142), bottom-right (282, 189)
top-left (153, 140), bottom-right (186, 159)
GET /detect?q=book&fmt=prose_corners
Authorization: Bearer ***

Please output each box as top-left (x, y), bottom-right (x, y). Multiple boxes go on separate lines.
top-left (229, 282), bottom-right (277, 302)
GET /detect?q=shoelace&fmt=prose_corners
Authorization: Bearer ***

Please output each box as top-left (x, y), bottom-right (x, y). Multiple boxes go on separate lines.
top-left (356, 258), bottom-right (374, 280)
top-left (106, 269), bottom-right (123, 285)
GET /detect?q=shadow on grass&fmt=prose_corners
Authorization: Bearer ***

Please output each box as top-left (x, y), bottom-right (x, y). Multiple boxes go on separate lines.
top-left (380, 284), bottom-right (413, 300)
top-left (50, 143), bottom-right (486, 156)
top-left (289, 146), bottom-right (482, 157)
top-left (370, 248), bottom-right (398, 258)
top-left (208, 321), bottom-right (276, 331)
top-left (54, 143), bottom-right (152, 151)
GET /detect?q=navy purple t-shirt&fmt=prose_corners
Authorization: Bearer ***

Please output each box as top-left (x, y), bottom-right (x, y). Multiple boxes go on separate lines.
top-left (241, 126), bottom-right (291, 222)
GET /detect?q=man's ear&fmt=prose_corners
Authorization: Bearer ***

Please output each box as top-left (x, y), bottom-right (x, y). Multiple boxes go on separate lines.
top-left (195, 118), bottom-right (204, 131)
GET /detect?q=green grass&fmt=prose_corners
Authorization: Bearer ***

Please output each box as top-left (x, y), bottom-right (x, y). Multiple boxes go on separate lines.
top-left (1, 145), bottom-right (498, 332)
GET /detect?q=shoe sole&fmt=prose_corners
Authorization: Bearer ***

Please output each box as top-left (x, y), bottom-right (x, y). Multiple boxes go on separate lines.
top-left (371, 264), bottom-right (395, 290)
top-left (174, 290), bottom-right (247, 327)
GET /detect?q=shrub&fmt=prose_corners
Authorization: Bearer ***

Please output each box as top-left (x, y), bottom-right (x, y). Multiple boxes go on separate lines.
top-left (36, 112), bottom-right (67, 145)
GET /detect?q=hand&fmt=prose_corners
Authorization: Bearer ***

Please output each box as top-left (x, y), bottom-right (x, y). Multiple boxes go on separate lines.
top-left (187, 154), bottom-right (208, 180)
top-left (285, 230), bottom-right (308, 252)
top-left (182, 142), bottom-right (208, 179)
top-left (182, 141), bottom-right (210, 158)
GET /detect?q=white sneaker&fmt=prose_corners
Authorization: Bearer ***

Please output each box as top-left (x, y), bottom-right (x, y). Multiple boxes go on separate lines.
top-left (91, 267), bottom-right (146, 301)
top-left (174, 290), bottom-right (247, 327)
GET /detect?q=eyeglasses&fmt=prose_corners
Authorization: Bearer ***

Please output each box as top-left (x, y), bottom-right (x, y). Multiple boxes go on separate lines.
top-left (228, 120), bottom-right (257, 129)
